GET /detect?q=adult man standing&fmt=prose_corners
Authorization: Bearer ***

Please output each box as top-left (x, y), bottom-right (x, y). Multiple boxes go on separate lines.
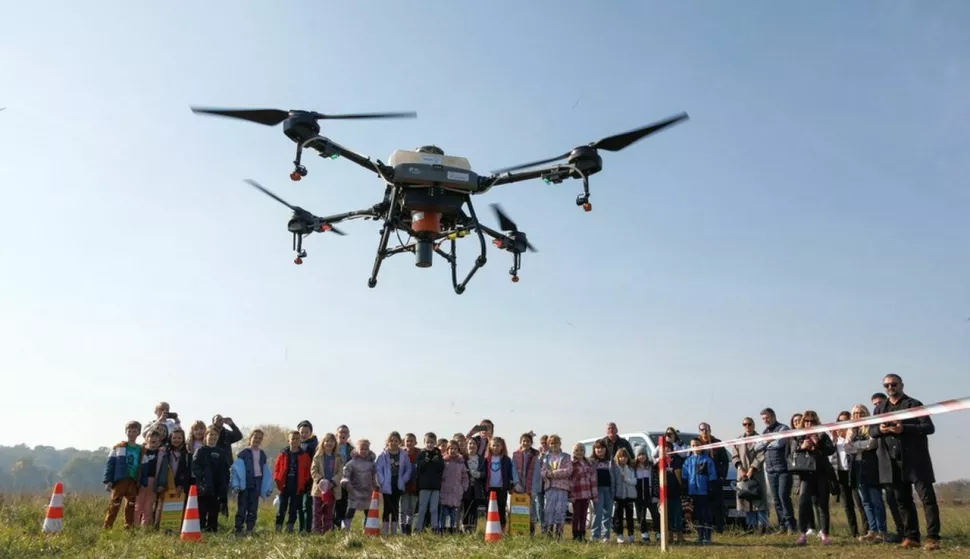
top-left (871, 393), bottom-right (887, 413)
top-left (599, 423), bottom-right (634, 463)
top-left (698, 422), bottom-right (730, 533)
top-left (870, 391), bottom-right (904, 542)
top-left (755, 407), bottom-right (796, 533)
top-left (869, 374), bottom-right (941, 551)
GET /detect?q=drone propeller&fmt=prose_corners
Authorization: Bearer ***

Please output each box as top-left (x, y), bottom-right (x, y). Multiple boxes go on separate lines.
top-left (491, 112), bottom-right (689, 174)
top-left (490, 203), bottom-right (537, 252)
top-left (191, 107), bottom-right (417, 127)
top-left (243, 179), bottom-right (346, 235)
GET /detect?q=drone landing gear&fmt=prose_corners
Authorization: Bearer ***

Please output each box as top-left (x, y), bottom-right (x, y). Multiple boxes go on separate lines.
top-left (576, 173), bottom-right (592, 212)
top-left (290, 143), bottom-right (308, 181)
top-left (292, 232), bottom-right (308, 264)
top-left (367, 187), bottom-right (400, 288)
top-left (435, 196), bottom-right (487, 295)
top-left (509, 252), bottom-right (522, 282)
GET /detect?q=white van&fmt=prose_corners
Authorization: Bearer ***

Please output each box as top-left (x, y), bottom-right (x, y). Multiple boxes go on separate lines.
top-left (575, 431), bottom-right (743, 523)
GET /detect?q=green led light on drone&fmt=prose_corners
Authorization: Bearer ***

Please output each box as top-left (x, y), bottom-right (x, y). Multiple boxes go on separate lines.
top-left (330, 153), bottom-right (339, 159)
top-left (542, 177), bottom-right (551, 184)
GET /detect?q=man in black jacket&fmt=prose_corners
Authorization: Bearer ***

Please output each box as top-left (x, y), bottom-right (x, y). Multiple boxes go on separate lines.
top-left (868, 374), bottom-right (940, 551)
top-left (598, 422), bottom-right (634, 463)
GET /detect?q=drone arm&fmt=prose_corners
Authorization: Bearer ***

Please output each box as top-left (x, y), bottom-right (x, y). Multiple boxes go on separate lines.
top-left (478, 223), bottom-right (508, 242)
top-left (302, 136), bottom-right (391, 179)
top-left (315, 205), bottom-right (382, 225)
top-left (478, 165), bottom-right (569, 192)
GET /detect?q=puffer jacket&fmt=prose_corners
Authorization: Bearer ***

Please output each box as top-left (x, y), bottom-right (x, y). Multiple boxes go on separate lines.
top-left (539, 451), bottom-right (573, 492)
top-left (613, 464), bottom-right (637, 500)
top-left (755, 422), bottom-right (790, 474)
top-left (341, 449), bottom-right (377, 510)
top-left (440, 456), bottom-right (469, 508)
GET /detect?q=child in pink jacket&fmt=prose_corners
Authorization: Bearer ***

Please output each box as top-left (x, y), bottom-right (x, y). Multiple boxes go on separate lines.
top-left (438, 440), bottom-right (469, 534)
top-left (539, 434), bottom-right (573, 539)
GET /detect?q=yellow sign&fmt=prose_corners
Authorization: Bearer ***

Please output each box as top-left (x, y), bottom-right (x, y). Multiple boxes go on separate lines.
top-left (158, 491), bottom-right (184, 533)
top-left (508, 493), bottom-right (530, 536)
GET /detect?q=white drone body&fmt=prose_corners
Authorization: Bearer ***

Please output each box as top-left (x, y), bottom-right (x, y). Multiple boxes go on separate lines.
top-left (386, 148), bottom-right (480, 192)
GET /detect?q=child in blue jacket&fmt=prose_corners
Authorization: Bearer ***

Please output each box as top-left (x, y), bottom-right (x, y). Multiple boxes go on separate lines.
top-left (230, 429), bottom-right (274, 534)
top-left (682, 439), bottom-right (718, 545)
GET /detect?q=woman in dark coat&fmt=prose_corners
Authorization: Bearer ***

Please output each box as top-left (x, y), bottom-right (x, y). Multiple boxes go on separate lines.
top-left (787, 410), bottom-right (835, 546)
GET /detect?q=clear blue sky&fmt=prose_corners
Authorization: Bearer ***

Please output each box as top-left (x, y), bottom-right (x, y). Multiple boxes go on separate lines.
top-left (1, 2), bottom-right (968, 481)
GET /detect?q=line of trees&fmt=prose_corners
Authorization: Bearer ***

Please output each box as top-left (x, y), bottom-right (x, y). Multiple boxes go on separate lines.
top-left (0, 424), bottom-right (292, 494)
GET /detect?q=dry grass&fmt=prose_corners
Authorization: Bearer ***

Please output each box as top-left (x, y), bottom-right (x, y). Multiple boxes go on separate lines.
top-left (0, 492), bottom-right (967, 558)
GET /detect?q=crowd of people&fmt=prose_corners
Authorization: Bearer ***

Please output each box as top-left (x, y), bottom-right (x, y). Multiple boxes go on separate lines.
top-left (99, 373), bottom-right (942, 550)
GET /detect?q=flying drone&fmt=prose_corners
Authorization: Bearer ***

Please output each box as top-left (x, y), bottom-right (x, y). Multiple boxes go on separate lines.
top-left (191, 105), bottom-right (689, 294)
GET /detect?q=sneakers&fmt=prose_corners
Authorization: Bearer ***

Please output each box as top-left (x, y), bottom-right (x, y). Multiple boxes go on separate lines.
top-left (795, 534), bottom-right (807, 546)
top-left (923, 539), bottom-right (941, 551)
top-left (806, 528), bottom-right (816, 536)
top-left (819, 531), bottom-right (831, 545)
top-left (616, 536), bottom-right (624, 544)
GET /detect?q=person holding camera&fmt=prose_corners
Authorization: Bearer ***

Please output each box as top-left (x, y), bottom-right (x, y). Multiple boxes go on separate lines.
top-left (212, 414), bottom-right (243, 517)
top-left (868, 374), bottom-right (941, 551)
top-left (143, 401), bottom-right (180, 442)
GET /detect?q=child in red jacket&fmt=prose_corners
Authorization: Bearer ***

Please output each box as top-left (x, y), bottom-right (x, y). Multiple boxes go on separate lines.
top-left (274, 430), bottom-right (311, 532)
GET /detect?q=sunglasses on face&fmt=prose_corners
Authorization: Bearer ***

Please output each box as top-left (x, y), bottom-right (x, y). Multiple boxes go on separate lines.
top-left (742, 422), bottom-right (753, 427)
top-left (883, 382), bottom-right (898, 388)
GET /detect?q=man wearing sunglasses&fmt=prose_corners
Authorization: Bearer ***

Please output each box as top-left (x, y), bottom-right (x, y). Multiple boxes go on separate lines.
top-left (868, 374), bottom-right (940, 551)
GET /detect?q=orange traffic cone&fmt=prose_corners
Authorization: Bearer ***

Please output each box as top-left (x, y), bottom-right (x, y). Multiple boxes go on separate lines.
top-left (42, 482), bottom-right (64, 534)
top-left (484, 490), bottom-right (502, 542)
top-left (363, 491), bottom-right (381, 536)
top-left (180, 485), bottom-right (202, 542)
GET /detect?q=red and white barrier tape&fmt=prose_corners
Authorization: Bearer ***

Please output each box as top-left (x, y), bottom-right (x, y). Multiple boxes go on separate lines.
top-left (667, 396), bottom-right (970, 455)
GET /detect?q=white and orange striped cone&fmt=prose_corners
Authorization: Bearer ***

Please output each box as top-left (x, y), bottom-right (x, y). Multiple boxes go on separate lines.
top-left (180, 485), bottom-right (202, 542)
top-left (484, 490), bottom-right (502, 542)
top-left (42, 482), bottom-right (64, 534)
top-left (363, 491), bottom-right (381, 536)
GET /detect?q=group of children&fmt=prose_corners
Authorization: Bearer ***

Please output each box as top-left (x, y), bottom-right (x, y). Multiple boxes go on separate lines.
top-left (101, 416), bottom-right (722, 545)
top-left (101, 418), bottom-right (241, 532)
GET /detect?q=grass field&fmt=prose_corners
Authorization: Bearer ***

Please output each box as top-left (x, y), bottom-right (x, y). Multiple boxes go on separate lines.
top-left (1, 492), bottom-right (967, 558)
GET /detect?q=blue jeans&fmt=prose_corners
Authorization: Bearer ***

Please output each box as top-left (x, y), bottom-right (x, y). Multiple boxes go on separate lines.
top-left (766, 471), bottom-right (796, 531)
top-left (438, 505), bottom-right (458, 531)
top-left (857, 485), bottom-right (887, 534)
top-left (745, 510), bottom-right (769, 529)
top-left (416, 490), bottom-right (440, 532)
top-left (591, 486), bottom-right (614, 540)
